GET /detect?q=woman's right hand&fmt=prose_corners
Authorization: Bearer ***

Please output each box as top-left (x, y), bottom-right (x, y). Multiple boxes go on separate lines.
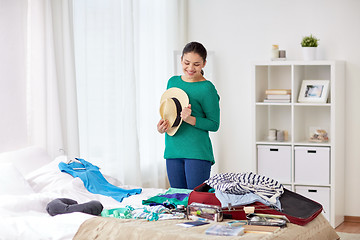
top-left (157, 119), bottom-right (170, 134)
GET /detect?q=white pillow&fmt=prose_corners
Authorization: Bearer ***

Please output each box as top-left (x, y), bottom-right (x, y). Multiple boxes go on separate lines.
top-left (0, 146), bottom-right (52, 176)
top-left (26, 155), bottom-right (74, 193)
top-left (0, 163), bottom-right (35, 195)
top-left (26, 155), bottom-right (123, 192)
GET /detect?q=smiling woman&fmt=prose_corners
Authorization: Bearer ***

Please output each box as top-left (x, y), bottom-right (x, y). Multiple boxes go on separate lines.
top-left (157, 42), bottom-right (220, 190)
top-left (72, 0), bottom-right (186, 188)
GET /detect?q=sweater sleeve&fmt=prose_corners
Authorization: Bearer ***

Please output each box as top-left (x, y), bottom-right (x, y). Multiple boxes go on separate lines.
top-left (194, 85), bottom-right (220, 132)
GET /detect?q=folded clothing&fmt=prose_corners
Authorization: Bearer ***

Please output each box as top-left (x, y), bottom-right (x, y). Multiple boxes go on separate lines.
top-left (205, 172), bottom-right (284, 204)
top-left (46, 198), bottom-right (103, 216)
top-left (142, 188), bottom-right (192, 207)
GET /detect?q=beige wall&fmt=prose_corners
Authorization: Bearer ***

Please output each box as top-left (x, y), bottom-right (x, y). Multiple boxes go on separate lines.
top-left (187, 0), bottom-right (360, 216)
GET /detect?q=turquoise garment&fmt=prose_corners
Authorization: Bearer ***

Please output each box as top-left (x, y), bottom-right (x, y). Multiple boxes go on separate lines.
top-left (101, 206), bottom-right (134, 219)
top-left (59, 158), bottom-right (142, 202)
top-left (164, 76), bottom-right (220, 164)
top-left (142, 188), bottom-right (193, 207)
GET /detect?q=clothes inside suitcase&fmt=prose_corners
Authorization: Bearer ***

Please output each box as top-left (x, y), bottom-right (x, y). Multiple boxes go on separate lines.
top-left (188, 183), bottom-right (323, 226)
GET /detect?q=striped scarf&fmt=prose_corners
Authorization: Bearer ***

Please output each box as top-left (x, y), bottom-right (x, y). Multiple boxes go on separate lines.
top-left (205, 172), bottom-right (284, 204)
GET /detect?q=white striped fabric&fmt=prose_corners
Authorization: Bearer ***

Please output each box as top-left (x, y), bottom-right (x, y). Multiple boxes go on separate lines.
top-left (205, 172), bottom-right (284, 204)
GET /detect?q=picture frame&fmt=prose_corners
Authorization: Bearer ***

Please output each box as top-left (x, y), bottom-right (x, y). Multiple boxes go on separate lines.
top-left (298, 80), bottom-right (330, 103)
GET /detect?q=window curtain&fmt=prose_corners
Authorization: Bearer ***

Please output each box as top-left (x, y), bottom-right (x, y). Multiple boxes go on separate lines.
top-left (27, 0), bottom-right (79, 160)
top-left (73, 0), bottom-right (186, 188)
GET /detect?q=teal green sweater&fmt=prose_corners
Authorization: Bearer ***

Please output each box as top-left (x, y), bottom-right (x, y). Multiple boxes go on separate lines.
top-left (164, 76), bottom-right (220, 164)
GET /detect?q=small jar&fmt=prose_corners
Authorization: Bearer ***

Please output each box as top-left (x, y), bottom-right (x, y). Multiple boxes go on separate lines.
top-left (268, 129), bottom-right (277, 141)
top-left (271, 45), bottom-right (279, 60)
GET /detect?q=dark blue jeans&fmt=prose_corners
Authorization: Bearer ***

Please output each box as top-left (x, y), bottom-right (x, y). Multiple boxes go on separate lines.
top-left (166, 158), bottom-right (212, 190)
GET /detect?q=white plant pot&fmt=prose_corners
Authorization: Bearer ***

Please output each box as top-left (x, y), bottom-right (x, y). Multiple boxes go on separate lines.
top-left (302, 47), bottom-right (317, 61)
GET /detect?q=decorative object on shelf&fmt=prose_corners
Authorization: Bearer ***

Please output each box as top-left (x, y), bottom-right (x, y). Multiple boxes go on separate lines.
top-left (267, 129), bottom-right (288, 142)
top-left (298, 80), bottom-right (329, 103)
top-left (276, 131), bottom-right (284, 142)
top-left (268, 129), bottom-right (277, 141)
top-left (271, 44), bottom-right (279, 60)
top-left (309, 127), bottom-right (329, 142)
top-left (271, 45), bottom-right (287, 61)
top-left (301, 34), bottom-right (320, 61)
top-left (264, 89), bottom-right (291, 103)
top-left (279, 50), bottom-right (286, 59)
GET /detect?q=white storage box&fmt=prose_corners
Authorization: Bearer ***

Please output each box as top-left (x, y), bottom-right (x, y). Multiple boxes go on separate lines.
top-left (257, 145), bottom-right (291, 183)
top-left (295, 146), bottom-right (330, 185)
top-left (295, 186), bottom-right (330, 221)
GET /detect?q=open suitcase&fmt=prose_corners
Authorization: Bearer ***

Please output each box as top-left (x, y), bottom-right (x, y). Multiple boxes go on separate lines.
top-left (188, 183), bottom-right (323, 226)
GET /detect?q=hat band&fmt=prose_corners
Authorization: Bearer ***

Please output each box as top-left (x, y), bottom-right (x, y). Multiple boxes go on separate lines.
top-left (171, 97), bottom-right (182, 127)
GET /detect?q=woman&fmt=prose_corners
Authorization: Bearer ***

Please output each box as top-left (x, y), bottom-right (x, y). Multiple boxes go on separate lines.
top-left (157, 42), bottom-right (220, 189)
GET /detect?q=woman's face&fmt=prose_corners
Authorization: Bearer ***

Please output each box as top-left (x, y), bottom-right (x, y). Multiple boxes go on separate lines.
top-left (181, 52), bottom-right (206, 81)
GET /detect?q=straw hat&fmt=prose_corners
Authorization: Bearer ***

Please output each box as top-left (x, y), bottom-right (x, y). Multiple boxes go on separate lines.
top-left (159, 87), bottom-right (189, 136)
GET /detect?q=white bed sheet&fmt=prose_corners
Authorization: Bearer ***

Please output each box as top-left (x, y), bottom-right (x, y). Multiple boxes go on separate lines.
top-left (0, 154), bottom-right (165, 240)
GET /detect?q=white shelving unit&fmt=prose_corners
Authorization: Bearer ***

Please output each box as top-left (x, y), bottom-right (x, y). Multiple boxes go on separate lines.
top-left (252, 60), bottom-right (345, 227)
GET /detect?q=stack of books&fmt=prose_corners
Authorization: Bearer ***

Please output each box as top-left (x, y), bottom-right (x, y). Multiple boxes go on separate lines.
top-left (264, 89), bottom-right (291, 103)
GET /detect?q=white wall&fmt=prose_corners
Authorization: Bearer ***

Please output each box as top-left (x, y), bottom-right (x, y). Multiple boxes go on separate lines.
top-left (187, 0), bottom-right (360, 216)
top-left (0, 0), bottom-right (28, 152)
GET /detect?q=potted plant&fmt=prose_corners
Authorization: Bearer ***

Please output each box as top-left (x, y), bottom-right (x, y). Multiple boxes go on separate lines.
top-left (301, 34), bottom-right (320, 60)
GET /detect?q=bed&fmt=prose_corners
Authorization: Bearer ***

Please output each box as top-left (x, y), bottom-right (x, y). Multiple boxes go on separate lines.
top-left (0, 147), bottom-right (340, 240)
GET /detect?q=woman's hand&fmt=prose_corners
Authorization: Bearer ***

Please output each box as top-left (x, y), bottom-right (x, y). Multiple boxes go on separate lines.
top-left (181, 104), bottom-right (196, 126)
top-left (157, 119), bottom-right (170, 134)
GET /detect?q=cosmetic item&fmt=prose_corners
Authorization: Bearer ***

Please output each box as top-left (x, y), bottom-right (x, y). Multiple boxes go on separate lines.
top-left (271, 45), bottom-right (279, 60)
top-left (279, 50), bottom-right (286, 58)
top-left (187, 202), bottom-right (223, 222)
top-left (277, 130), bottom-right (284, 142)
top-left (283, 130), bottom-right (289, 141)
top-left (268, 129), bottom-right (277, 141)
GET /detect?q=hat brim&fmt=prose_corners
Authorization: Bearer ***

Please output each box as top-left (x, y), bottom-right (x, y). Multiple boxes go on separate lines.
top-left (159, 87), bottom-right (189, 136)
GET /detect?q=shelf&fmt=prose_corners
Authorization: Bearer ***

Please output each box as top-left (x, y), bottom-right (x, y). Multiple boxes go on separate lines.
top-left (294, 103), bottom-right (331, 107)
top-left (256, 141), bottom-right (291, 145)
top-left (256, 102), bottom-right (291, 106)
top-left (253, 60), bottom-right (340, 66)
top-left (256, 141), bottom-right (331, 147)
top-left (293, 141), bottom-right (331, 147)
top-left (253, 61), bottom-right (345, 228)
top-left (256, 102), bottom-right (331, 106)
top-left (294, 183), bottom-right (331, 188)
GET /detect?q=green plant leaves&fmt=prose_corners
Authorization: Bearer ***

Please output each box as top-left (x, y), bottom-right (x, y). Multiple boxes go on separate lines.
top-left (301, 34), bottom-right (319, 47)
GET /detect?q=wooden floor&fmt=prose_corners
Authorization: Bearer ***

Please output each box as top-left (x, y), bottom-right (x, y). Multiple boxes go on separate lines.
top-left (335, 220), bottom-right (360, 234)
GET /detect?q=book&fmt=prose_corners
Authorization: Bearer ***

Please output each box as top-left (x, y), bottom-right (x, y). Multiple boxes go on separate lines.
top-left (264, 99), bottom-right (290, 103)
top-left (176, 221), bottom-right (209, 228)
top-left (205, 224), bottom-right (244, 236)
top-left (243, 225), bottom-right (280, 234)
top-left (266, 94), bottom-right (291, 100)
top-left (265, 89), bottom-right (291, 95)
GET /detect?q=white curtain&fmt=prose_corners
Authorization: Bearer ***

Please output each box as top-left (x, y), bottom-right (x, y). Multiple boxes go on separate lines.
top-left (27, 0), bottom-right (79, 160)
top-left (73, 0), bottom-right (186, 188)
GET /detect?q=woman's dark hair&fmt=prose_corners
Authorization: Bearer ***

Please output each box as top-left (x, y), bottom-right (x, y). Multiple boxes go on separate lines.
top-left (182, 42), bottom-right (207, 75)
